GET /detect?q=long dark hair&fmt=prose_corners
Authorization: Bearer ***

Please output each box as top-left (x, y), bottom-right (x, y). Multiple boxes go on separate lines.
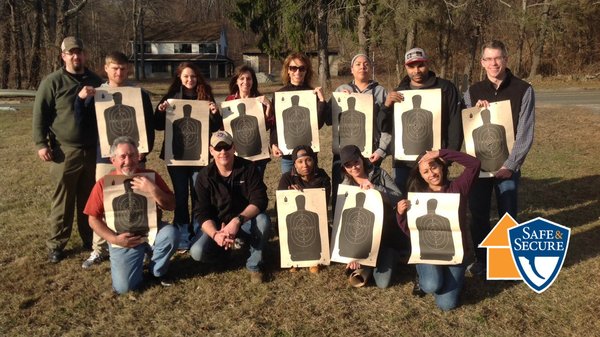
top-left (229, 65), bottom-right (261, 97)
top-left (406, 152), bottom-right (449, 192)
top-left (165, 62), bottom-right (214, 101)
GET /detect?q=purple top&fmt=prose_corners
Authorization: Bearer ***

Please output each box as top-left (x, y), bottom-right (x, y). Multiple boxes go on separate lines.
top-left (396, 149), bottom-right (481, 249)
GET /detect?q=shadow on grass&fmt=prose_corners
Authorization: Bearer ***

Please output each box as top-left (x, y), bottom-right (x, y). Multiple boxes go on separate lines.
top-left (462, 175), bottom-right (600, 306)
top-left (520, 175), bottom-right (600, 228)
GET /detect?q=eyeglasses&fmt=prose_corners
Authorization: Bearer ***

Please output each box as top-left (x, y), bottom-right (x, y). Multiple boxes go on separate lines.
top-left (482, 56), bottom-right (505, 63)
top-left (213, 144), bottom-right (233, 152)
top-left (343, 161), bottom-right (360, 169)
top-left (289, 65), bottom-right (307, 73)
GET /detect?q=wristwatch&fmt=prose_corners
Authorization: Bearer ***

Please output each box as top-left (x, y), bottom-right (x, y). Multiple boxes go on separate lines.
top-left (237, 214), bottom-right (246, 224)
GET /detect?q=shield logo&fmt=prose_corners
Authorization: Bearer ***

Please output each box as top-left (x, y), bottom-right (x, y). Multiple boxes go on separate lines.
top-left (508, 217), bottom-right (570, 293)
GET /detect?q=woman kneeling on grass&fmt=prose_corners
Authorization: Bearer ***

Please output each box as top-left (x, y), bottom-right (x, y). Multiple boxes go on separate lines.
top-left (340, 145), bottom-right (404, 288)
top-left (277, 145), bottom-right (331, 273)
top-left (396, 149), bottom-right (480, 310)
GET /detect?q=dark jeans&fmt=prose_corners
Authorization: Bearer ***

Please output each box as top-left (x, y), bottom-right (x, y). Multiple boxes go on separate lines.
top-left (469, 171), bottom-right (521, 261)
top-left (167, 165), bottom-right (200, 225)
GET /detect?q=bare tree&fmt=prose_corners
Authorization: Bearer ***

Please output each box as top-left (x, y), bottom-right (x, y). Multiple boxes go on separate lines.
top-left (529, 0), bottom-right (551, 79)
top-left (317, 0), bottom-right (331, 90)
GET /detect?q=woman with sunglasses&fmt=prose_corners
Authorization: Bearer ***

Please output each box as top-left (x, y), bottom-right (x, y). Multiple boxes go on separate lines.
top-left (277, 145), bottom-right (331, 273)
top-left (339, 144), bottom-right (404, 288)
top-left (396, 149), bottom-right (480, 310)
top-left (154, 62), bottom-right (223, 250)
top-left (225, 65), bottom-right (274, 178)
top-left (270, 52), bottom-right (328, 173)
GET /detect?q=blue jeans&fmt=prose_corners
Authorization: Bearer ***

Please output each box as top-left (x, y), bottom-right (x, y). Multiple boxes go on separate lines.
top-left (393, 165), bottom-right (411, 196)
top-left (190, 213), bottom-right (271, 272)
top-left (365, 246), bottom-right (398, 289)
top-left (469, 171), bottom-right (521, 261)
top-left (167, 165), bottom-right (200, 225)
top-left (108, 223), bottom-right (179, 294)
top-left (416, 263), bottom-right (466, 311)
top-left (280, 156), bottom-right (293, 174)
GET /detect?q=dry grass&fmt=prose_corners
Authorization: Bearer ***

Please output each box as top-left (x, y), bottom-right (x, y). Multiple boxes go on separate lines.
top-left (0, 92), bottom-right (599, 336)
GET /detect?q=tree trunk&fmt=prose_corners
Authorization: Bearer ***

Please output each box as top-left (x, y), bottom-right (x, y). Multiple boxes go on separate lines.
top-left (7, 0), bottom-right (23, 89)
top-left (439, 16), bottom-right (451, 79)
top-left (529, 0), bottom-right (551, 79)
top-left (140, 6), bottom-right (146, 80)
top-left (515, 0), bottom-right (527, 77)
top-left (133, 0), bottom-right (139, 81)
top-left (357, 0), bottom-right (369, 55)
top-left (317, 0), bottom-right (330, 90)
top-left (1, 9), bottom-right (10, 89)
top-left (28, 0), bottom-right (43, 88)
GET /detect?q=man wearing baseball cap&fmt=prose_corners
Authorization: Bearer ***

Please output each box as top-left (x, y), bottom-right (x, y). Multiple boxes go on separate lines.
top-left (191, 131), bottom-right (271, 284)
top-left (32, 36), bottom-right (103, 263)
top-left (380, 47), bottom-right (463, 296)
top-left (382, 47), bottom-right (463, 194)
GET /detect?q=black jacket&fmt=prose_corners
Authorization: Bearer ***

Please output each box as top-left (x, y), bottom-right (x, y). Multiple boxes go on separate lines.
top-left (383, 71), bottom-right (463, 168)
top-left (193, 156), bottom-right (268, 226)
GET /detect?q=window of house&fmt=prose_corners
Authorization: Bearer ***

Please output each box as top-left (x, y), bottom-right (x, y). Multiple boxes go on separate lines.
top-left (199, 43), bottom-right (217, 54)
top-left (151, 63), bottom-right (168, 73)
top-left (174, 43), bottom-right (192, 53)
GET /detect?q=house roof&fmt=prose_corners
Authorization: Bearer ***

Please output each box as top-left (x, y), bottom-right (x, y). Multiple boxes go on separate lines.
top-left (143, 22), bottom-right (223, 42)
top-left (130, 54), bottom-right (233, 63)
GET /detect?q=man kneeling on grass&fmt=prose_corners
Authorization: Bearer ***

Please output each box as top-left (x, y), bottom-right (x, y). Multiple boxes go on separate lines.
top-left (190, 131), bottom-right (270, 284)
top-left (84, 136), bottom-right (178, 294)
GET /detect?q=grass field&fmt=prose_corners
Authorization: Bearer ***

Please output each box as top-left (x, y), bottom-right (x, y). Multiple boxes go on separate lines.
top-left (0, 88), bottom-right (599, 336)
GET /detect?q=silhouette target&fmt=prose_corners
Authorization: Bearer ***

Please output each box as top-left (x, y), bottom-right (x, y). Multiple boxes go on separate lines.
top-left (172, 104), bottom-right (202, 160)
top-left (230, 102), bottom-right (262, 157)
top-left (112, 179), bottom-right (149, 235)
top-left (472, 109), bottom-right (509, 172)
top-left (104, 92), bottom-right (139, 146)
top-left (401, 95), bottom-right (433, 155)
top-left (339, 192), bottom-right (375, 259)
top-left (338, 96), bottom-right (366, 151)
top-left (415, 199), bottom-right (454, 261)
top-left (285, 195), bottom-right (321, 261)
top-left (282, 95), bottom-right (312, 149)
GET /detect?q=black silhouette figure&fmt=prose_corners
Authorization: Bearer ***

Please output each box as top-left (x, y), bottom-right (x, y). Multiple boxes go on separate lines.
top-left (339, 192), bottom-right (375, 259)
top-left (285, 195), bottom-right (321, 261)
top-left (415, 199), bottom-right (454, 261)
top-left (401, 94), bottom-right (433, 155)
top-left (338, 96), bottom-right (366, 152)
top-left (231, 102), bottom-right (262, 157)
top-left (104, 92), bottom-right (139, 147)
top-left (172, 104), bottom-right (202, 160)
top-left (472, 109), bottom-right (509, 172)
top-left (282, 95), bottom-right (312, 150)
top-left (112, 179), bottom-right (149, 236)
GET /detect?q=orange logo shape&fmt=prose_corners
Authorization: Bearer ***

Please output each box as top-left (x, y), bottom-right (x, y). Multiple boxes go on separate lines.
top-left (478, 213), bottom-right (521, 279)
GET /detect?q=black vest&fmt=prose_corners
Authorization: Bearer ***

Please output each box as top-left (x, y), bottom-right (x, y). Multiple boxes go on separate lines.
top-left (468, 69), bottom-right (531, 133)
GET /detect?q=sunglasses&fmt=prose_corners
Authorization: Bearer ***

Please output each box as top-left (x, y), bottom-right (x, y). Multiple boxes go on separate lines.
top-left (343, 160), bottom-right (360, 168)
top-left (289, 65), bottom-right (307, 73)
top-left (213, 143), bottom-right (233, 152)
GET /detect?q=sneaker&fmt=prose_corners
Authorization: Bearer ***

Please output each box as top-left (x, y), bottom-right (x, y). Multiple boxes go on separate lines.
top-left (412, 275), bottom-right (426, 297)
top-left (249, 271), bottom-right (264, 284)
top-left (467, 261), bottom-right (486, 277)
top-left (48, 249), bottom-right (63, 263)
top-left (158, 276), bottom-right (174, 287)
top-left (82, 251), bottom-right (104, 269)
top-left (309, 265), bottom-right (320, 274)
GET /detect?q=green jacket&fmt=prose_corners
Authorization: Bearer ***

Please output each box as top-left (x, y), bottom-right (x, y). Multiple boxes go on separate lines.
top-left (32, 67), bottom-right (102, 149)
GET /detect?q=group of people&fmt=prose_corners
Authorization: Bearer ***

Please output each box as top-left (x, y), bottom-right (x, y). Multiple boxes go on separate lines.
top-left (33, 36), bottom-right (534, 311)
